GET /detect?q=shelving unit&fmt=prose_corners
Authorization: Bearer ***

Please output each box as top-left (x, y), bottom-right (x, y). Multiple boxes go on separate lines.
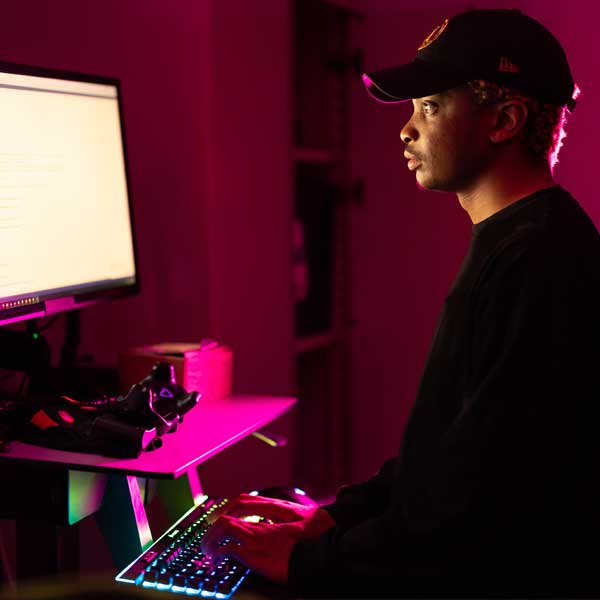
top-left (292, 0), bottom-right (361, 497)
top-left (294, 329), bottom-right (338, 354)
top-left (293, 147), bottom-right (338, 164)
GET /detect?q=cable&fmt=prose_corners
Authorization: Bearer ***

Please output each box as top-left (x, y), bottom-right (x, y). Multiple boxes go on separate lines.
top-left (38, 315), bottom-right (61, 332)
top-left (0, 525), bottom-right (15, 591)
top-left (60, 310), bottom-right (81, 368)
top-left (16, 373), bottom-right (29, 400)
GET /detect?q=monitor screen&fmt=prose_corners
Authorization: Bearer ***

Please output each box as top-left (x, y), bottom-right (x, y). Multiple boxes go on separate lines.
top-left (0, 62), bottom-right (138, 325)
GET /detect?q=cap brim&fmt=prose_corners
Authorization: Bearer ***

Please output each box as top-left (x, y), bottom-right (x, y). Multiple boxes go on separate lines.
top-left (362, 59), bottom-right (472, 103)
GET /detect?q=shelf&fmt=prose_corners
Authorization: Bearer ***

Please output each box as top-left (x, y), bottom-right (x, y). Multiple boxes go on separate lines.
top-left (292, 0), bottom-right (352, 494)
top-left (295, 329), bottom-right (339, 354)
top-left (320, 0), bottom-right (364, 16)
top-left (294, 146), bottom-right (338, 164)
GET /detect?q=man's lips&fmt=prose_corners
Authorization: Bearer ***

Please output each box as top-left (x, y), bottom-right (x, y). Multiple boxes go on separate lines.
top-left (404, 152), bottom-right (422, 171)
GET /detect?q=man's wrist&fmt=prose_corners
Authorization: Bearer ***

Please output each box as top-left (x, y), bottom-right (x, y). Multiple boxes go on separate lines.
top-left (303, 508), bottom-right (336, 538)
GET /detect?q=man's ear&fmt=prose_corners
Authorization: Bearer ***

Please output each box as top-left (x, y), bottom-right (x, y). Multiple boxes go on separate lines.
top-left (489, 99), bottom-right (529, 144)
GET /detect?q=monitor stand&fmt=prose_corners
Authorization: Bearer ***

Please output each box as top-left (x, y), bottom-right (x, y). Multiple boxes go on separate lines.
top-left (0, 314), bottom-right (118, 400)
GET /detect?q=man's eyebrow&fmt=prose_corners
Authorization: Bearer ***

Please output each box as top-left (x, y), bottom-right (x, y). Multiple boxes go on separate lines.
top-left (429, 89), bottom-right (455, 101)
top-left (414, 89), bottom-right (452, 102)
top-left (415, 93), bottom-right (444, 103)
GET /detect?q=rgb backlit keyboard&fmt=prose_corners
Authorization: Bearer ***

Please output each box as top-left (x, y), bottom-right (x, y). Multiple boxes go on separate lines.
top-left (115, 496), bottom-right (249, 598)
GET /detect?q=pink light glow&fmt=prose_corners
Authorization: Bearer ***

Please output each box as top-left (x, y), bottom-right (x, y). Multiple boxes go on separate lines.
top-left (186, 467), bottom-right (205, 505)
top-left (550, 83), bottom-right (581, 173)
top-left (362, 73), bottom-right (403, 104)
top-left (58, 409), bottom-right (74, 424)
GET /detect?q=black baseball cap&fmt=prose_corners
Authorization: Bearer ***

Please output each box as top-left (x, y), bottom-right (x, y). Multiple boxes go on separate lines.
top-left (362, 9), bottom-right (577, 111)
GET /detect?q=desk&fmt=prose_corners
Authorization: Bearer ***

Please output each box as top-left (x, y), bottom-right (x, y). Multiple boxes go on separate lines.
top-left (0, 395), bottom-right (296, 579)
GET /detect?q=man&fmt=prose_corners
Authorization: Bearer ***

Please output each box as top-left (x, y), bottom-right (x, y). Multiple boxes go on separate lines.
top-left (202, 9), bottom-right (600, 596)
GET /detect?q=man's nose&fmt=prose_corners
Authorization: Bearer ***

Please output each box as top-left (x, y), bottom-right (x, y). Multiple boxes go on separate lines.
top-left (400, 117), bottom-right (417, 144)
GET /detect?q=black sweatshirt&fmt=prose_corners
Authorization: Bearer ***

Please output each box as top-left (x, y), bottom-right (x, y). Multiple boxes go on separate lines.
top-left (289, 186), bottom-right (600, 597)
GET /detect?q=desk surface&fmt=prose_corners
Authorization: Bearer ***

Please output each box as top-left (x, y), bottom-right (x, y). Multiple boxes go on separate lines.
top-left (0, 395), bottom-right (296, 479)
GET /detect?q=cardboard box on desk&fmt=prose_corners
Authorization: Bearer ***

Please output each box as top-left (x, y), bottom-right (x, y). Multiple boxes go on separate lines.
top-left (117, 341), bottom-right (233, 401)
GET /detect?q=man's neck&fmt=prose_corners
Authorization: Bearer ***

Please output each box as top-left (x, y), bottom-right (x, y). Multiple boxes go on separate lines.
top-left (457, 161), bottom-right (556, 224)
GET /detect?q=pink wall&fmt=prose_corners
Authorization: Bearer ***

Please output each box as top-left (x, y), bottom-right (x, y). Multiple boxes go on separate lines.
top-left (206, 0), bottom-right (294, 397)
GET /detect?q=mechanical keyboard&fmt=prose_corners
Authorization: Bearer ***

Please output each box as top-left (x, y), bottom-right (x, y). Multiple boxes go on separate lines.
top-left (115, 496), bottom-right (249, 598)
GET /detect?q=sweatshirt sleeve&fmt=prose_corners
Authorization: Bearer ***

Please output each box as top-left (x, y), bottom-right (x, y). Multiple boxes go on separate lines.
top-left (319, 456), bottom-right (397, 529)
top-left (288, 237), bottom-right (599, 595)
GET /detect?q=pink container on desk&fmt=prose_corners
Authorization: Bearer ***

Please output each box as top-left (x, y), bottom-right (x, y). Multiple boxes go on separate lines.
top-left (118, 340), bottom-right (233, 400)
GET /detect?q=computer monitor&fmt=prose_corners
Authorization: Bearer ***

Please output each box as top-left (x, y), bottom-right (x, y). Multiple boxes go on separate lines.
top-left (0, 61), bottom-right (138, 327)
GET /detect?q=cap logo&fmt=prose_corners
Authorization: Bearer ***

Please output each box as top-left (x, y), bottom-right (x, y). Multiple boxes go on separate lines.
top-left (499, 57), bottom-right (519, 74)
top-left (418, 18), bottom-right (449, 51)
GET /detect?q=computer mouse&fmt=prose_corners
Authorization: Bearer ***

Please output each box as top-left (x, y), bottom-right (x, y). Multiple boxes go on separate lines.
top-left (252, 485), bottom-right (318, 507)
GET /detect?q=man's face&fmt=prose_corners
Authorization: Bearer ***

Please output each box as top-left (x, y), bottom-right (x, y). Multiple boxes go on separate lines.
top-left (400, 86), bottom-right (494, 192)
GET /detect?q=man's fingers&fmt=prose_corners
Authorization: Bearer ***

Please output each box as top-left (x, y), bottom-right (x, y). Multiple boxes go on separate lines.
top-left (201, 515), bottom-right (250, 558)
top-left (202, 518), bottom-right (295, 585)
top-left (225, 496), bottom-right (301, 522)
top-left (218, 493), bottom-right (257, 515)
top-left (206, 528), bottom-right (285, 584)
top-left (205, 498), bottom-right (237, 525)
top-left (208, 537), bottom-right (251, 567)
top-left (232, 493), bottom-right (297, 511)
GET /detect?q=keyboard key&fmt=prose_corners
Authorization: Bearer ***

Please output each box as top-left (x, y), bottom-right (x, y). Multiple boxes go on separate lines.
top-left (202, 577), bottom-right (218, 595)
top-left (185, 575), bottom-right (202, 592)
top-left (140, 550), bottom-right (157, 565)
top-left (142, 569), bottom-right (159, 587)
top-left (156, 573), bottom-right (173, 589)
top-left (217, 578), bottom-right (234, 595)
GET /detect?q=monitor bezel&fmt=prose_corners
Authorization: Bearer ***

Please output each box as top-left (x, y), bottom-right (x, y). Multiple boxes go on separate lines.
top-left (0, 60), bottom-right (140, 326)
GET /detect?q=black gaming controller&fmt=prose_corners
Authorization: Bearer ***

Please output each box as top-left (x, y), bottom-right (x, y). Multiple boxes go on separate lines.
top-left (141, 362), bottom-right (200, 421)
top-left (112, 362), bottom-right (201, 435)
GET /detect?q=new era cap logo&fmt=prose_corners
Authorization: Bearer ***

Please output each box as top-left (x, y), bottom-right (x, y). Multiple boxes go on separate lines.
top-left (499, 57), bottom-right (519, 73)
top-left (418, 18), bottom-right (449, 51)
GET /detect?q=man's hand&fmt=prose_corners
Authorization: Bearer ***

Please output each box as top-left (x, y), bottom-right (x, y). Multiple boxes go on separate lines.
top-left (211, 493), bottom-right (335, 539)
top-left (201, 515), bottom-right (296, 584)
top-left (200, 494), bottom-right (336, 584)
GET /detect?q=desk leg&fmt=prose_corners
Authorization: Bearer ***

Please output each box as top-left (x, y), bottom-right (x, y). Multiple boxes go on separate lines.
top-left (95, 475), bottom-right (153, 569)
top-left (187, 467), bottom-right (205, 504)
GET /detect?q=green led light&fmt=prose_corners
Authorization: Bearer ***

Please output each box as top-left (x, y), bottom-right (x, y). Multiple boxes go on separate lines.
top-left (32, 332), bottom-right (39, 340)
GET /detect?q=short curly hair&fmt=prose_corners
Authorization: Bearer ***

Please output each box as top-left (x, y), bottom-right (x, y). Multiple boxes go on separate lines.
top-left (468, 79), bottom-right (576, 171)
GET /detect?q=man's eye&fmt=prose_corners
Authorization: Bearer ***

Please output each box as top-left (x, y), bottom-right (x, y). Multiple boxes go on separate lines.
top-left (422, 102), bottom-right (438, 115)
